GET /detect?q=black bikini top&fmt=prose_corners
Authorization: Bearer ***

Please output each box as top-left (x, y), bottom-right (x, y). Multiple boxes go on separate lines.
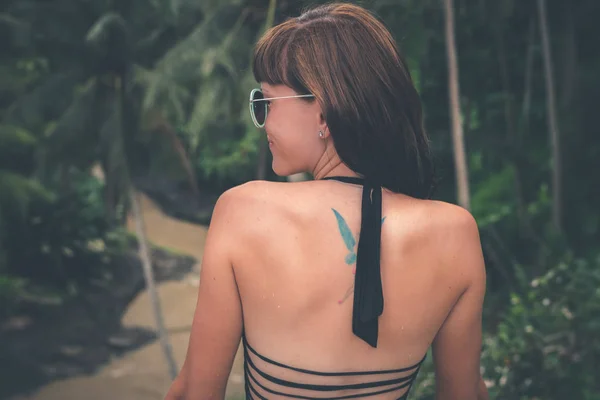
top-left (322, 176), bottom-right (383, 348)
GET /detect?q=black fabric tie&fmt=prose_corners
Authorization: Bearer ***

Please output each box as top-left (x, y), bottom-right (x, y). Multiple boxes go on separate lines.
top-left (322, 176), bottom-right (384, 348)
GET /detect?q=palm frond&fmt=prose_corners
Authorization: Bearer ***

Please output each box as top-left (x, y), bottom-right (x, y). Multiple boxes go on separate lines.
top-left (0, 170), bottom-right (54, 221)
top-left (0, 124), bottom-right (37, 150)
top-left (185, 78), bottom-right (230, 150)
top-left (139, 12), bottom-right (216, 112)
top-left (139, 3), bottom-right (249, 114)
top-left (43, 78), bottom-right (115, 171)
top-left (0, 13), bottom-right (26, 29)
top-left (85, 12), bottom-right (131, 74)
top-left (5, 72), bottom-right (83, 130)
top-left (0, 12), bottom-right (30, 49)
top-left (179, 0), bottom-right (243, 15)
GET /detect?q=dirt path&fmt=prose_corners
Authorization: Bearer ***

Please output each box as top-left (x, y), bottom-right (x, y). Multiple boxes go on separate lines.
top-left (12, 193), bottom-right (246, 400)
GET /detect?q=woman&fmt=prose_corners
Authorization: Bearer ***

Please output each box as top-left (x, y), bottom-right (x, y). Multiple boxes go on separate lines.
top-left (166, 3), bottom-right (488, 399)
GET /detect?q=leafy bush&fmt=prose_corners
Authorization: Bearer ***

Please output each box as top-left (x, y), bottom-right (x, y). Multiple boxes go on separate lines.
top-left (3, 171), bottom-right (121, 291)
top-left (0, 275), bottom-right (27, 317)
top-left (194, 122), bottom-right (261, 184)
top-left (481, 254), bottom-right (600, 400)
top-left (411, 354), bottom-right (435, 399)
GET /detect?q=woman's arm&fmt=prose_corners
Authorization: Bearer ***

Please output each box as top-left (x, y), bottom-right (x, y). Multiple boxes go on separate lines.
top-left (478, 375), bottom-right (490, 400)
top-left (164, 365), bottom-right (186, 400)
top-left (432, 209), bottom-right (488, 400)
top-left (165, 189), bottom-right (244, 399)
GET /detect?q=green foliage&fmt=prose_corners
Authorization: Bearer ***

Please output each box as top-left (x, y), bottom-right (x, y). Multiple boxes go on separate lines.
top-left (481, 254), bottom-right (600, 399)
top-left (410, 353), bottom-right (435, 399)
top-left (0, 123), bottom-right (55, 275)
top-left (0, 170), bottom-right (54, 220)
top-left (471, 164), bottom-right (515, 227)
top-left (194, 122), bottom-right (261, 181)
top-left (2, 171), bottom-right (116, 289)
top-left (139, 1), bottom-right (267, 183)
top-left (0, 166), bottom-right (127, 317)
top-left (0, 124), bottom-right (36, 151)
top-left (0, 124), bottom-right (54, 219)
top-left (0, 275), bottom-right (27, 317)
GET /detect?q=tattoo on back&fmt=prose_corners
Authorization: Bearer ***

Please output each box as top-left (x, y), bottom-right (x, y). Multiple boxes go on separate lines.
top-left (331, 208), bottom-right (385, 304)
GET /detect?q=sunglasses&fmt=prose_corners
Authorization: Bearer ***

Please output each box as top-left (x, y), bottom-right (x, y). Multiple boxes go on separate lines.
top-left (249, 88), bottom-right (315, 128)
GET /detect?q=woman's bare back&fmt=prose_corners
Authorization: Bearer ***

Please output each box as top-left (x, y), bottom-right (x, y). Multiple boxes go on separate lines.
top-left (229, 179), bottom-right (482, 398)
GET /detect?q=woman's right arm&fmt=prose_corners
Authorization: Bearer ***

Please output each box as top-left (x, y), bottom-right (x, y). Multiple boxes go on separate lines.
top-left (432, 209), bottom-right (489, 400)
top-left (164, 360), bottom-right (187, 400)
top-left (163, 186), bottom-right (245, 399)
top-left (164, 377), bottom-right (184, 400)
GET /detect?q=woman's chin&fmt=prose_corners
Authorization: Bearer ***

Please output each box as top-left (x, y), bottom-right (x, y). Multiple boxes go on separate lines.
top-left (271, 164), bottom-right (291, 177)
top-left (271, 160), bottom-right (301, 178)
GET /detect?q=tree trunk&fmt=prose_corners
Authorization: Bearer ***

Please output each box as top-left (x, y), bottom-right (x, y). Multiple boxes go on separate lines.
top-left (101, 158), bottom-right (117, 225)
top-left (521, 18), bottom-right (536, 132)
top-left (130, 189), bottom-right (179, 379)
top-left (157, 117), bottom-right (201, 199)
top-left (118, 73), bottom-right (178, 379)
top-left (561, 8), bottom-right (577, 111)
top-left (537, 0), bottom-right (562, 233)
top-left (442, 0), bottom-right (470, 210)
top-left (495, 22), bottom-right (532, 239)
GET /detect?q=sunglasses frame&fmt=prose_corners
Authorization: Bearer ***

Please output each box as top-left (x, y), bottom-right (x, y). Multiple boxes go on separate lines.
top-left (249, 88), bottom-right (315, 128)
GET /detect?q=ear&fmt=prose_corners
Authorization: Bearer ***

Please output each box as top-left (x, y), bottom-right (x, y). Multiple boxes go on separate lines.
top-left (318, 112), bottom-right (330, 139)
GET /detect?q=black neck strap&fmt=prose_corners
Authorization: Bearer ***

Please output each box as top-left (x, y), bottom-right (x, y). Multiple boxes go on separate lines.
top-left (321, 176), bottom-right (384, 348)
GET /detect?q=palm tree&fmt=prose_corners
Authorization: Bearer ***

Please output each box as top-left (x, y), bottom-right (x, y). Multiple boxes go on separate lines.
top-left (3, 0), bottom-right (284, 378)
top-left (140, 0), bottom-right (278, 184)
top-left (3, 0), bottom-right (201, 210)
top-left (1, 0), bottom-right (191, 378)
top-left (87, 10), bottom-right (180, 379)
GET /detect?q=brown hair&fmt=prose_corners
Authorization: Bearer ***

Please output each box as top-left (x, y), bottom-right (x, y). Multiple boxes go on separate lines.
top-left (253, 2), bottom-right (435, 198)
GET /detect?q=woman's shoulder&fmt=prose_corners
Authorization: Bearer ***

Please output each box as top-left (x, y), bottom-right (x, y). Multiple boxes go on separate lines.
top-left (209, 180), bottom-right (306, 230)
top-left (386, 197), bottom-right (483, 279)
top-left (423, 200), bottom-right (484, 284)
top-left (386, 195), bottom-right (478, 238)
top-left (213, 180), bottom-right (300, 213)
top-left (417, 199), bottom-right (478, 236)
top-left (215, 181), bottom-right (482, 257)
top-left (216, 181), bottom-right (479, 231)
top-left (214, 179), bottom-right (333, 211)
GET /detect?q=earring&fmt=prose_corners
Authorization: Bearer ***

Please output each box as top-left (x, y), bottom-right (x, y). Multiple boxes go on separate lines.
top-left (319, 130), bottom-right (324, 138)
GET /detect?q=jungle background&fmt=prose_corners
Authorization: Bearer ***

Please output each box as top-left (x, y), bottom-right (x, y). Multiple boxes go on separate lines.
top-left (1, 0), bottom-right (599, 399)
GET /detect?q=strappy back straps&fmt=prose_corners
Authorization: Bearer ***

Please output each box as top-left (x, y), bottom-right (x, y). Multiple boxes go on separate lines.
top-left (242, 334), bottom-right (425, 400)
top-left (322, 176), bottom-right (384, 348)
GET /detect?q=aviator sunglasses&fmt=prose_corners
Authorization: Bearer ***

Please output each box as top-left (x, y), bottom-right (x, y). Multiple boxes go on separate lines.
top-left (249, 88), bottom-right (315, 128)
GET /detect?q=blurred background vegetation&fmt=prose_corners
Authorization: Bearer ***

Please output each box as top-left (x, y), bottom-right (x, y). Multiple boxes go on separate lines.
top-left (0, 0), bottom-right (599, 399)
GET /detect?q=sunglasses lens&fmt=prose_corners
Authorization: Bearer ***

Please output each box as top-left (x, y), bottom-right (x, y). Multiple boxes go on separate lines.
top-left (251, 90), bottom-right (266, 126)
